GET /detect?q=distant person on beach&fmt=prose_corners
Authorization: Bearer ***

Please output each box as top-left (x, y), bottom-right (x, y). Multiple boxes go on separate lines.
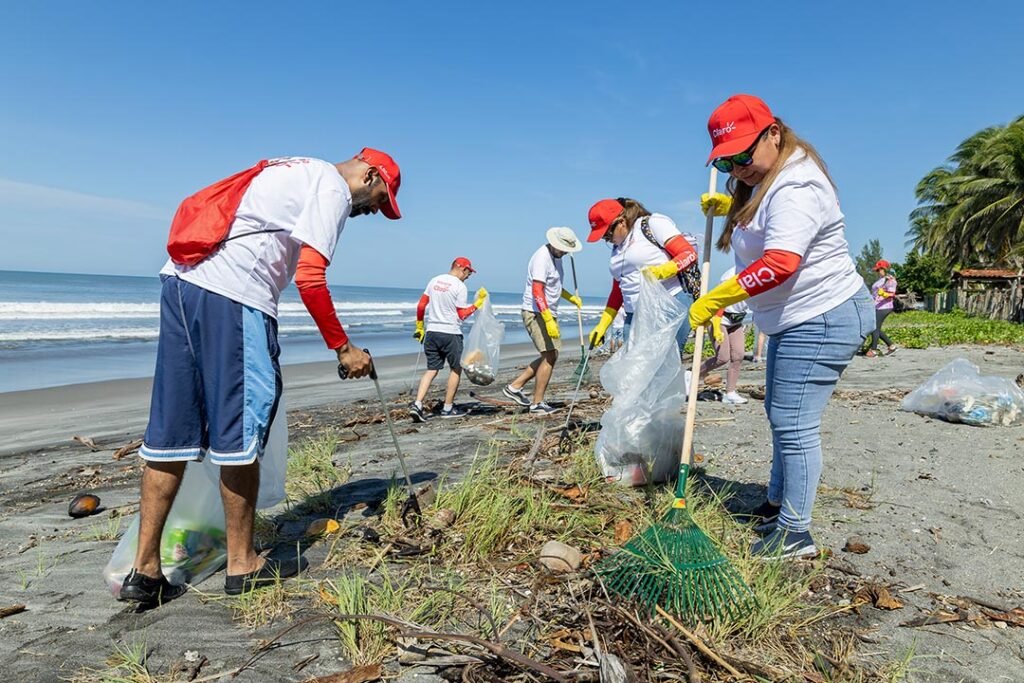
top-left (503, 228), bottom-right (583, 414)
top-left (121, 150), bottom-right (402, 604)
top-left (585, 197), bottom-right (702, 355)
top-left (699, 266), bottom-right (748, 404)
top-left (409, 258), bottom-right (488, 421)
top-left (694, 94), bottom-right (873, 559)
top-left (865, 259), bottom-right (898, 357)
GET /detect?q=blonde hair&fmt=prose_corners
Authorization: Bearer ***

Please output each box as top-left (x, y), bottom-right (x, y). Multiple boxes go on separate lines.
top-left (717, 118), bottom-right (836, 252)
top-left (614, 197), bottom-right (651, 230)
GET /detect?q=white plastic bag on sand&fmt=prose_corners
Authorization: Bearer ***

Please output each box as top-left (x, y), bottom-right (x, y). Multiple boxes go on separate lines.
top-left (901, 358), bottom-right (1024, 426)
top-left (461, 298), bottom-right (505, 386)
top-left (103, 396), bottom-right (289, 597)
top-left (595, 273), bottom-right (688, 485)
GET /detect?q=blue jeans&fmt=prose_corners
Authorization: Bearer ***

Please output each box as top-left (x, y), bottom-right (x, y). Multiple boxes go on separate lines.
top-left (764, 289), bottom-right (874, 532)
top-left (623, 289), bottom-right (694, 353)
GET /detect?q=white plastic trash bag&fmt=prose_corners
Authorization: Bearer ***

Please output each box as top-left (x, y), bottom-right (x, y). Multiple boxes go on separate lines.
top-left (901, 358), bottom-right (1024, 427)
top-left (461, 298), bottom-right (505, 386)
top-left (595, 272), bottom-right (688, 485)
top-left (103, 395), bottom-right (289, 597)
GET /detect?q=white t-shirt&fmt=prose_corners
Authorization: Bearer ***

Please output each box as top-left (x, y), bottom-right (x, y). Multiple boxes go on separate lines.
top-left (160, 157), bottom-right (351, 318)
top-left (608, 213), bottom-right (699, 313)
top-left (731, 150), bottom-right (863, 335)
top-left (423, 273), bottom-right (469, 335)
top-left (521, 245), bottom-right (565, 315)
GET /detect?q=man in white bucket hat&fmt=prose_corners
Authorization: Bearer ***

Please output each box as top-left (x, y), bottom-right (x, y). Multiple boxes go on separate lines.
top-left (502, 227), bottom-right (583, 414)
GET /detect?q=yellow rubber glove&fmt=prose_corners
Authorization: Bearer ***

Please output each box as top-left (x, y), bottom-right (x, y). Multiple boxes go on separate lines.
top-left (700, 192), bottom-right (732, 217)
top-left (588, 307), bottom-right (617, 347)
top-left (690, 277), bottom-right (748, 329)
top-left (560, 289), bottom-right (583, 308)
top-left (643, 261), bottom-right (680, 281)
top-left (474, 287), bottom-right (488, 308)
top-left (710, 315), bottom-right (724, 343)
top-left (540, 308), bottom-right (560, 339)
top-left (413, 320), bottom-right (425, 343)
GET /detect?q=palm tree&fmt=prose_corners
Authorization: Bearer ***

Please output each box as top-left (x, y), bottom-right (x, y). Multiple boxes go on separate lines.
top-left (908, 115), bottom-right (1024, 271)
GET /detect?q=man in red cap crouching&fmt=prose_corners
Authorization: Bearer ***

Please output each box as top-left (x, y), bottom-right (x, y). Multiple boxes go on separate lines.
top-left (121, 148), bottom-right (402, 605)
top-left (410, 257), bottom-right (488, 421)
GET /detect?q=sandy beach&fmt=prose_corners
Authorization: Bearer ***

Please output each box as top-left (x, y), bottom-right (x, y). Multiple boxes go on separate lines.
top-left (1, 343), bottom-right (1022, 681)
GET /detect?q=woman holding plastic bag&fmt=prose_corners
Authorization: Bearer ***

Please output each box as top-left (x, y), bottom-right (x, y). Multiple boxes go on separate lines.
top-left (693, 94), bottom-right (874, 559)
top-left (585, 198), bottom-right (704, 356)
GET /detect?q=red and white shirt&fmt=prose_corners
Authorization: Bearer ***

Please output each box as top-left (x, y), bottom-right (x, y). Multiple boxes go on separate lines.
top-left (423, 274), bottom-right (470, 335)
top-left (160, 157), bottom-right (350, 318)
top-left (521, 246), bottom-right (564, 315)
top-left (731, 151), bottom-right (862, 335)
top-left (608, 213), bottom-right (699, 313)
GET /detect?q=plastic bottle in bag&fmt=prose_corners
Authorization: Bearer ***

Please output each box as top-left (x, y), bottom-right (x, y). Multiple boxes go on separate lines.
top-left (461, 298), bottom-right (505, 386)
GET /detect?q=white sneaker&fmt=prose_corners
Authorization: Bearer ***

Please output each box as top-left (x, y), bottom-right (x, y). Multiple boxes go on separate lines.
top-left (722, 391), bottom-right (747, 405)
top-left (684, 370), bottom-right (692, 395)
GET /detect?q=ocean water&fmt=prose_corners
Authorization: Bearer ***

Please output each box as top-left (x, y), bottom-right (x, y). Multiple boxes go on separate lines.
top-left (0, 270), bottom-right (604, 393)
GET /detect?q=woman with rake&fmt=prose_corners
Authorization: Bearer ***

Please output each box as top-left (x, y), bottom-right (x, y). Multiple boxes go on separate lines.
top-left (693, 94), bottom-right (874, 559)
top-left (584, 198), bottom-right (705, 354)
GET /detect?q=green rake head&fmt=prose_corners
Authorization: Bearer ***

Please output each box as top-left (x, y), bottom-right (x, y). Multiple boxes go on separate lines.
top-left (594, 471), bottom-right (757, 623)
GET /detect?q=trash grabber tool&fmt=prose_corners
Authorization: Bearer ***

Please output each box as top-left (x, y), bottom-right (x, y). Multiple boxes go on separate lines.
top-left (408, 347), bottom-right (423, 392)
top-left (570, 255), bottom-right (590, 380)
top-left (339, 351), bottom-right (422, 527)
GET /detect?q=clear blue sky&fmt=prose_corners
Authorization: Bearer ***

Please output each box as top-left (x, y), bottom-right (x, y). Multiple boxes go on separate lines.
top-left (2, 2), bottom-right (1022, 296)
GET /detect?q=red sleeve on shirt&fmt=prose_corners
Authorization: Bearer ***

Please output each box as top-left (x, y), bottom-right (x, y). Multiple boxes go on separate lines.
top-left (531, 281), bottom-right (549, 313)
top-left (456, 305), bottom-right (478, 320)
top-left (295, 245), bottom-right (349, 349)
top-left (663, 235), bottom-right (698, 272)
top-left (605, 280), bottom-right (623, 311)
top-left (416, 294), bottom-right (429, 322)
top-left (736, 249), bottom-right (802, 296)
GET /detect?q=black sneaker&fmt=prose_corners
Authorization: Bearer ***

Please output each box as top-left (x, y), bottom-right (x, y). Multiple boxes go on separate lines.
top-left (408, 402), bottom-right (429, 423)
top-left (751, 527), bottom-right (817, 560)
top-left (734, 500), bottom-right (781, 527)
top-left (225, 556), bottom-right (309, 596)
top-left (440, 405), bottom-right (467, 419)
top-left (529, 402), bottom-right (557, 415)
top-left (118, 568), bottom-right (187, 604)
top-left (502, 384), bottom-right (531, 407)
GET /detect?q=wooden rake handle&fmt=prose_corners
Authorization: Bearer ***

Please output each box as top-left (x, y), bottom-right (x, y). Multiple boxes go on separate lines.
top-left (680, 168), bottom-right (719, 469)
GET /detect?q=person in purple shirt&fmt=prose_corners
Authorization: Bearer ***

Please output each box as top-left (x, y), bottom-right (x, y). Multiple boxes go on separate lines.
top-left (866, 259), bottom-right (898, 357)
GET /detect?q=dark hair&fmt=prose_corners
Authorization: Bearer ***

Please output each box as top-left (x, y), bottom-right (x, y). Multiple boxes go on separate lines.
top-left (614, 197), bottom-right (651, 230)
top-left (717, 118), bottom-right (836, 252)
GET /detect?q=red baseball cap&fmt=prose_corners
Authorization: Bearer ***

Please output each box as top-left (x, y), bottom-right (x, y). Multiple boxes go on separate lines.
top-left (587, 199), bottom-right (624, 242)
top-left (874, 260), bottom-right (890, 270)
top-left (355, 147), bottom-right (402, 219)
top-left (706, 94), bottom-right (776, 164)
top-left (453, 256), bottom-right (476, 273)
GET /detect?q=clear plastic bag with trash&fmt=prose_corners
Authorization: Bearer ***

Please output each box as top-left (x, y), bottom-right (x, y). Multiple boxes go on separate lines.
top-left (461, 298), bottom-right (505, 386)
top-left (901, 358), bottom-right (1024, 426)
top-left (103, 395), bottom-right (289, 597)
top-left (594, 272), bottom-right (688, 485)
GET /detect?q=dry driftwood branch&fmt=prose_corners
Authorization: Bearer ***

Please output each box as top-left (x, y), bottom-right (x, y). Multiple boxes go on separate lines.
top-left (112, 438), bottom-right (144, 460)
top-left (0, 604), bottom-right (27, 619)
top-left (655, 606), bottom-right (746, 680)
top-left (333, 613), bottom-right (569, 682)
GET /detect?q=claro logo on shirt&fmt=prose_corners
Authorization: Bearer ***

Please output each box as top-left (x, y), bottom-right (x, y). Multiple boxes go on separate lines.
top-left (739, 266), bottom-right (778, 291)
top-left (711, 122), bottom-right (736, 138)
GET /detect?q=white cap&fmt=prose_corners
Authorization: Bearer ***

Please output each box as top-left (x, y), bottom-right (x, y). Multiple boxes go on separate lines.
top-left (546, 227), bottom-right (583, 254)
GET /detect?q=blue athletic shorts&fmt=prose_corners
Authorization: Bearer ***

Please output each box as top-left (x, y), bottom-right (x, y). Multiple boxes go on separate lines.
top-left (140, 276), bottom-right (282, 466)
